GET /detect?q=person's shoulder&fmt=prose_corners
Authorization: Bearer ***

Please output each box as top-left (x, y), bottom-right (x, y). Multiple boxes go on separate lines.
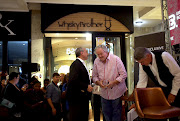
top-left (71, 59), bottom-right (79, 65)
top-left (46, 83), bottom-right (53, 88)
top-left (111, 53), bottom-right (121, 60)
top-left (161, 51), bottom-right (172, 58)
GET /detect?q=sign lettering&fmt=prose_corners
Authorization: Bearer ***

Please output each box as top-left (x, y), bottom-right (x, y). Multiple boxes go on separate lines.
top-left (0, 13), bottom-right (16, 35)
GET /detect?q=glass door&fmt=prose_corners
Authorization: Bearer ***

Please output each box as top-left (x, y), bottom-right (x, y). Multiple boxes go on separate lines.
top-left (96, 37), bottom-right (121, 58)
top-left (92, 33), bottom-right (126, 67)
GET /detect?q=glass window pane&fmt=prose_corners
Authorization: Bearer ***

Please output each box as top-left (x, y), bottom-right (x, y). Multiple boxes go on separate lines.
top-left (96, 37), bottom-right (121, 58)
top-left (8, 41), bottom-right (28, 74)
top-left (51, 33), bottom-right (93, 76)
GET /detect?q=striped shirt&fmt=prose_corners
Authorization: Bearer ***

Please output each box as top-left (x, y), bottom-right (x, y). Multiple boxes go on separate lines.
top-left (92, 53), bottom-right (127, 100)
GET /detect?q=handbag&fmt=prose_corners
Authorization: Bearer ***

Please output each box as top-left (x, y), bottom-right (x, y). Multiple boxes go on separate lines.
top-left (1, 98), bottom-right (15, 108)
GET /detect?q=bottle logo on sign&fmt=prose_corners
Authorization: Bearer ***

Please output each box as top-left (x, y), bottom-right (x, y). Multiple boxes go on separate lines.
top-left (0, 13), bottom-right (16, 35)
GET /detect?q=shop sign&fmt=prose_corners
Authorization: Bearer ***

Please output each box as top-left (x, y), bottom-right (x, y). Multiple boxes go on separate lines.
top-left (0, 13), bottom-right (16, 35)
top-left (45, 12), bottom-right (129, 32)
top-left (167, 0), bottom-right (180, 45)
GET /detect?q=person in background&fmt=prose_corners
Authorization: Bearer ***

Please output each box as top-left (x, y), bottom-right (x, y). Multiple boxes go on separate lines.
top-left (131, 47), bottom-right (180, 121)
top-left (3, 72), bottom-right (25, 121)
top-left (61, 73), bottom-right (69, 121)
top-left (27, 76), bottom-right (38, 90)
top-left (41, 78), bottom-right (50, 94)
top-left (59, 73), bottom-right (65, 91)
top-left (92, 45), bottom-right (127, 121)
top-left (46, 73), bottom-right (61, 121)
top-left (0, 76), bottom-right (7, 97)
top-left (24, 80), bottom-right (45, 121)
top-left (66, 47), bottom-right (93, 121)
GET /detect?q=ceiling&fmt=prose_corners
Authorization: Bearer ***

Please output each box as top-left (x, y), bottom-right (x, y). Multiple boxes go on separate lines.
top-left (0, 0), bottom-right (162, 27)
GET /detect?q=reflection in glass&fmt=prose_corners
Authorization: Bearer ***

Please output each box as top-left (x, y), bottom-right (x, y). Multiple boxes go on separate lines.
top-left (8, 41), bottom-right (28, 74)
top-left (51, 33), bottom-right (93, 76)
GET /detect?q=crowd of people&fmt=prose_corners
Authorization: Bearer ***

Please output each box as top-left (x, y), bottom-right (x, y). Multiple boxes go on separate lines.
top-left (0, 45), bottom-right (180, 121)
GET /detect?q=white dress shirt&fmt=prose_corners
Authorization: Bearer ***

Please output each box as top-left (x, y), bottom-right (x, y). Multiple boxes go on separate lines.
top-left (137, 52), bottom-right (180, 95)
top-left (77, 58), bottom-right (91, 84)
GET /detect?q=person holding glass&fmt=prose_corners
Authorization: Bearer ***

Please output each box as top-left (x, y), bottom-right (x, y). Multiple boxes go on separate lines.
top-left (92, 45), bottom-right (127, 121)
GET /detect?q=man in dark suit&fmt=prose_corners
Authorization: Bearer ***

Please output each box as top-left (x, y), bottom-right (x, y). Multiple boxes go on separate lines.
top-left (67, 47), bottom-right (93, 121)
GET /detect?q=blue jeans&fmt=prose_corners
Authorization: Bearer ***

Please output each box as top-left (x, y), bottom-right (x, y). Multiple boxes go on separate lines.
top-left (101, 97), bottom-right (122, 121)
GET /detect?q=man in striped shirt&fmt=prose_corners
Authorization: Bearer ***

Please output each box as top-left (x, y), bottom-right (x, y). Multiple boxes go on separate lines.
top-left (92, 45), bottom-right (127, 121)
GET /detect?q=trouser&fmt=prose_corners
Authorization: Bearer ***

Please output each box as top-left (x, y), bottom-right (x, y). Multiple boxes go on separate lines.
top-left (48, 103), bottom-right (61, 121)
top-left (161, 87), bottom-right (180, 121)
top-left (93, 94), bottom-right (106, 121)
top-left (69, 100), bottom-right (89, 121)
top-left (101, 97), bottom-right (122, 121)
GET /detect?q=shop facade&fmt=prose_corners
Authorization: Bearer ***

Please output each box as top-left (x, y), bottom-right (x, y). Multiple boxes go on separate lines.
top-left (0, 11), bottom-right (31, 81)
top-left (41, 4), bottom-right (134, 82)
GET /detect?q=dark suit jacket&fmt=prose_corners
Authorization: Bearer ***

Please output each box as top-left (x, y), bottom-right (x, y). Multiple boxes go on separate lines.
top-left (67, 59), bottom-right (91, 105)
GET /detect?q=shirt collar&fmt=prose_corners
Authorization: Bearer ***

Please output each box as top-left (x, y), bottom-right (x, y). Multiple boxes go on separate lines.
top-left (77, 57), bottom-right (84, 64)
top-left (149, 52), bottom-right (155, 65)
top-left (107, 53), bottom-right (111, 60)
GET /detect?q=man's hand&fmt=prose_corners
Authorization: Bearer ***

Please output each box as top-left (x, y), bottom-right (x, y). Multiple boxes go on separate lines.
top-left (168, 93), bottom-right (176, 104)
top-left (107, 80), bottom-right (119, 89)
top-left (96, 80), bottom-right (106, 88)
top-left (87, 85), bottom-right (93, 92)
top-left (52, 108), bottom-right (56, 116)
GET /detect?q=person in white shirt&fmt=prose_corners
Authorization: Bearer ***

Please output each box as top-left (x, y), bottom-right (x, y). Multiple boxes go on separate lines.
top-left (133, 47), bottom-right (180, 121)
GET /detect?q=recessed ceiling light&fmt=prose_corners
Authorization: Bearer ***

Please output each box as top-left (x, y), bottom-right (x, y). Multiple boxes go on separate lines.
top-left (23, 44), bottom-right (25, 45)
top-left (135, 21), bottom-right (143, 24)
top-left (75, 38), bottom-right (78, 39)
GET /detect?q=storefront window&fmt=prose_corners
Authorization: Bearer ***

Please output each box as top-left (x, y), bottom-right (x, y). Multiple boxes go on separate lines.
top-left (0, 41), bottom-right (2, 71)
top-left (8, 41), bottom-right (28, 74)
top-left (49, 33), bottom-right (93, 77)
top-left (96, 37), bottom-right (121, 58)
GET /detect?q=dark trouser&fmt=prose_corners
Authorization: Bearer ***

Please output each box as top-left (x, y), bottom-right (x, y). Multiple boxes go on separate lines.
top-left (69, 99), bottom-right (89, 121)
top-left (161, 87), bottom-right (180, 121)
top-left (93, 94), bottom-right (106, 121)
top-left (49, 103), bottom-right (61, 121)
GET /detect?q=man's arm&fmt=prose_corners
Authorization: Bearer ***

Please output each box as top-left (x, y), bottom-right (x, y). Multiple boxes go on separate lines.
top-left (162, 52), bottom-right (180, 96)
top-left (115, 57), bottom-right (127, 83)
top-left (136, 64), bottom-right (148, 88)
top-left (92, 61), bottom-right (106, 88)
top-left (47, 98), bottom-right (56, 115)
top-left (162, 52), bottom-right (180, 103)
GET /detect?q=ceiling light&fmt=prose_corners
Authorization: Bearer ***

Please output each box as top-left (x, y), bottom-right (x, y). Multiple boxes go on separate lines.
top-left (135, 21), bottom-right (143, 24)
top-left (75, 38), bottom-right (78, 39)
top-left (85, 33), bottom-right (92, 41)
top-left (134, 19), bottom-right (143, 26)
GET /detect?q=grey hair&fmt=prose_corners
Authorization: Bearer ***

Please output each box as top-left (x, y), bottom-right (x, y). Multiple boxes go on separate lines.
top-left (75, 47), bottom-right (84, 57)
top-left (94, 45), bottom-right (109, 55)
top-left (134, 47), bottom-right (151, 61)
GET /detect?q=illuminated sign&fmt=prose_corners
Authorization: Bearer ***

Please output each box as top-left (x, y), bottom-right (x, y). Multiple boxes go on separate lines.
top-left (45, 12), bottom-right (129, 32)
top-left (66, 48), bottom-right (92, 55)
top-left (167, 0), bottom-right (180, 45)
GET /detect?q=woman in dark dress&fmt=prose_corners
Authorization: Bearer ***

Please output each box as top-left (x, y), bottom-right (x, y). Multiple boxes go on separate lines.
top-left (24, 80), bottom-right (45, 121)
top-left (3, 72), bottom-right (24, 121)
